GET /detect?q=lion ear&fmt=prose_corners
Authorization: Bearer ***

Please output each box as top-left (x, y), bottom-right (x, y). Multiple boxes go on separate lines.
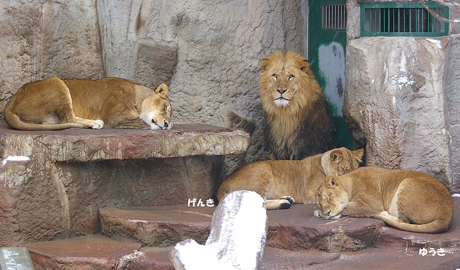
top-left (325, 174), bottom-right (338, 188)
top-left (154, 84), bottom-right (169, 98)
top-left (299, 59), bottom-right (311, 73)
top-left (330, 149), bottom-right (344, 163)
top-left (354, 149), bottom-right (365, 163)
top-left (260, 57), bottom-right (271, 72)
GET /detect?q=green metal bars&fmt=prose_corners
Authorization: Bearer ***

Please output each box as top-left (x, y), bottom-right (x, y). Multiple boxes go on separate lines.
top-left (361, 2), bottom-right (449, 36)
top-left (323, 4), bottom-right (347, 29)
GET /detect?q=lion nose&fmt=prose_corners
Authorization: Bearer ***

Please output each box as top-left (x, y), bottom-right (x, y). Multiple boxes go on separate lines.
top-left (164, 121), bottom-right (169, 128)
top-left (277, 88), bottom-right (287, 95)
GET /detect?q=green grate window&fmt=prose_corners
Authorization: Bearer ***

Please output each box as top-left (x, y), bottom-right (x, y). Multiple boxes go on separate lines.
top-left (361, 2), bottom-right (449, 36)
top-left (323, 4), bottom-right (347, 29)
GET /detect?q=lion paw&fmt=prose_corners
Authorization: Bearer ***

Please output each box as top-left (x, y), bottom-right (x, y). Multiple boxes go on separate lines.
top-left (278, 196), bottom-right (295, 210)
top-left (377, 211), bottom-right (390, 217)
top-left (281, 196), bottom-right (295, 205)
top-left (314, 209), bottom-right (322, 218)
top-left (90, 120), bottom-right (104, 129)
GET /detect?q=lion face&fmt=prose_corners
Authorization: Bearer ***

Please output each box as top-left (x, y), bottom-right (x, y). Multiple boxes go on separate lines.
top-left (314, 174), bottom-right (349, 219)
top-left (322, 148), bottom-right (364, 176)
top-left (259, 51), bottom-right (312, 108)
top-left (140, 84), bottom-right (172, 130)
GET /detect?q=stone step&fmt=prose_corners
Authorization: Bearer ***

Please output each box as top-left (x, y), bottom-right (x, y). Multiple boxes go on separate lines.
top-left (100, 199), bottom-right (460, 252)
top-left (25, 234), bottom-right (172, 270)
top-left (0, 122), bottom-right (250, 247)
top-left (24, 234), bottom-right (460, 270)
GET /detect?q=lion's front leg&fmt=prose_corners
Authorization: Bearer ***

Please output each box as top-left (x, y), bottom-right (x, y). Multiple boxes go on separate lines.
top-left (73, 117), bottom-right (104, 129)
top-left (265, 196), bottom-right (295, 210)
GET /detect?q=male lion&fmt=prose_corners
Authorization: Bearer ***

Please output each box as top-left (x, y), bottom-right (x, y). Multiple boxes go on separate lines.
top-left (314, 167), bottom-right (453, 233)
top-left (4, 77), bottom-right (172, 130)
top-left (217, 147), bottom-right (364, 210)
top-left (259, 51), bottom-right (333, 160)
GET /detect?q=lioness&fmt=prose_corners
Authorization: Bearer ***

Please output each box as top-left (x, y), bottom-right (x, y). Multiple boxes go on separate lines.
top-left (314, 167), bottom-right (453, 233)
top-left (4, 77), bottom-right (172, 130)
top-left (217, 147), bottom-right (364, 210)
top-left (259, 51), bottom-right (333, 160)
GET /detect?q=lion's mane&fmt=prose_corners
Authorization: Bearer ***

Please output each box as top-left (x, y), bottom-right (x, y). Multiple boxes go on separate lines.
top-left (259, 51), bottom-right (333, 160)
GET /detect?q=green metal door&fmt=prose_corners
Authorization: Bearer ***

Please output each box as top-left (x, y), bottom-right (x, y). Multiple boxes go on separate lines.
top-left (308, 0), bottom-right (353, 149)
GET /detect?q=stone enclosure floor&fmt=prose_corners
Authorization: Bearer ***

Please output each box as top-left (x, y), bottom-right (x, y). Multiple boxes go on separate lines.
top-left (25, 198), bottom-right (460, 270)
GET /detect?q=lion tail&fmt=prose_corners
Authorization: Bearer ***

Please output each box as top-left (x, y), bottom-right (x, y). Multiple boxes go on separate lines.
top-left (374, 212), bottom-right (452, 234)
top-left (4, 99), bottom-right (85, 131)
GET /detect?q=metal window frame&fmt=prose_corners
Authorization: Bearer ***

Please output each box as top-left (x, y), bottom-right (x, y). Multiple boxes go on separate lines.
top-left (360, 2), bottom-right (449, 37)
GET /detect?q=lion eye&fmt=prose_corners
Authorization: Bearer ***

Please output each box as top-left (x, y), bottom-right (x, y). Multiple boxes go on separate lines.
top-left (272, 74), bottom-right (278, 80)
top-left (288, 75), bottom-right (294, 80)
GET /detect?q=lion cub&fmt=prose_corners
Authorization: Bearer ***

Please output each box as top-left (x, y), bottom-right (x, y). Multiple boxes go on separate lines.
top-left (4, 77), bottom-right (172, 130)
top-left (314, 167), bottom-right (453, 233)
top-left (217, 147), bottom-right (364, 210)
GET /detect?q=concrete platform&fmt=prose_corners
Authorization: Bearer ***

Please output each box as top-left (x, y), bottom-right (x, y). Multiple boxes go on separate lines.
top-left (0, 122), bottom-right (249, 246)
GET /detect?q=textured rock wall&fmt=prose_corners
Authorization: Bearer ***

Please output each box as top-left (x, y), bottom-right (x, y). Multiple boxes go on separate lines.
top-left (344, 0), bottom-right (460, 194)
top-left (344, 37), bottom-right (454, 190)
top-left (0, 0), bottom-right (104, 103)
top-left (445, 34), bottom-right (460, 193)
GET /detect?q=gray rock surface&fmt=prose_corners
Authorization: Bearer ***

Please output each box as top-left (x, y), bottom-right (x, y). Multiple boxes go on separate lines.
top-left (344, 36), bottom-right (453, 189)
top-left (0, 0), bottom-right (104, 101)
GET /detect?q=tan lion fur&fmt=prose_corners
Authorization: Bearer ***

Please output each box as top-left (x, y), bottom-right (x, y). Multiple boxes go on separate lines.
top-left (314, 167), bottom-right (453, 233)
top-left (4, 77), bottom-right (172, 130)
top-left (217, 147), bottom-right (364, 210)
top-left (259, 51), bottom-right (333, 160)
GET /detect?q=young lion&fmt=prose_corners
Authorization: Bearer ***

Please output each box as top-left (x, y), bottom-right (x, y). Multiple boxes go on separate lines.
top-left (259, 51), bottom-right (333, 160)
top-left (217, 147), bottom-right (364, 210)
top-left (314, 167), bottom-right (453, 233)
top-left (4, 77), bottom-right (172, 130)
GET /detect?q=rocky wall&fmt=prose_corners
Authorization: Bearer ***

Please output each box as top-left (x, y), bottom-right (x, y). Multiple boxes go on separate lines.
top-left (445, 34), bottom-right (460, 193)
top-left (344, 0), bottom-right (460, 192)
top-left (344, 36), bottom-right (455, 191)
top-left (0, 0), bottom-right (104, 101)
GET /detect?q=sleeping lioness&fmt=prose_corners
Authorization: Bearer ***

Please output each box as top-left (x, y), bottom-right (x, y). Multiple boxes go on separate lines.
top-left (314, 167), bottom-right (453, 233)
top-left (4, 77), bottom-right (172, 130)
top-left (217, 147), bottom-right (364, 210)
